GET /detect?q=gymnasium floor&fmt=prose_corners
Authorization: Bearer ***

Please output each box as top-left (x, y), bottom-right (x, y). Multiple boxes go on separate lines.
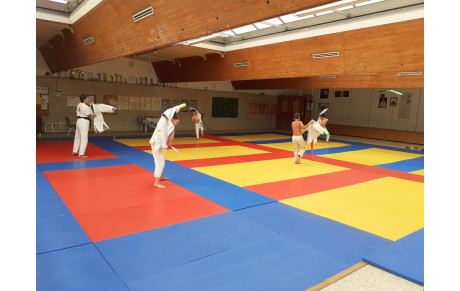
top-left (36, 131), bottom-right (424, 290)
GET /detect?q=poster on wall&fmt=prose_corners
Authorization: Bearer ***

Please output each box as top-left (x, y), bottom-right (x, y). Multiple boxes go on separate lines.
top-left (161, 99), bottom-right (170, 112)
top-left (67, 96), bottom-right (80, 107)
top-left (390, 97), bottom-right (397, 107)
top-left (140, 97), bottom-right (151, 111)
top-left (129, 96), bottom-right (141, 110)
top-left (318, 102), bottom-right (329, 113)
top-left (378, 95), bottom-right (387, 109)
top-left (118, 96), bottom-right (129, 110)
top-left (335, 91), bottom-right (341, 97)
top-left (320, 89), bottom-right (329, 99)
top-left (398, 93), bottom-right (411, 119)
top-left (152, 98), bottom-right (161, 111)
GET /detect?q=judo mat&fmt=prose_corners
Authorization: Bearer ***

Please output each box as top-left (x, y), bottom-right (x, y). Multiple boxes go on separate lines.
top-left (36, 131), bottom-right (424, 289)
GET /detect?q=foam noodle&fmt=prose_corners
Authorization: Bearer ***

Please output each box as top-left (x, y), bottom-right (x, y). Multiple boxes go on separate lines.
top-left (179, 103), bottom-right (187, 108)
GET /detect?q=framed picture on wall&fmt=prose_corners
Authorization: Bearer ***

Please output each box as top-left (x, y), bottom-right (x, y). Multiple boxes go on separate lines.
top-left (343, 90), bottom-right (350, 97)
top-left (390, 97), bottom-right (397, 107)
top-left (378, 96), bottom-right (387, 109)
top-left (320, 89), bottom-right (329, 99)
top-left (335, 91), bottom-right (342, 97)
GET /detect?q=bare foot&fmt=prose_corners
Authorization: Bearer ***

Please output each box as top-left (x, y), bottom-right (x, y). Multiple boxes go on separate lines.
top-left (78, 155), bottom-right (88, 158)
top-left (154, 183), bottom-right (166, 188)
top-left (72, 152), bottom-right (78, 155)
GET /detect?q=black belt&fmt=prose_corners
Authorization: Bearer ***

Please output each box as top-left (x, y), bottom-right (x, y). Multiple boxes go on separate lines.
top-left (78, 116), bottom-right (92, 126)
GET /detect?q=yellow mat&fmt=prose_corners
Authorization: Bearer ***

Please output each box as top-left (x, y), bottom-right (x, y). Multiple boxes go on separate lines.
top-left (144, 145), bottom-right (269, 161)
top-left (221, 134), bottom-right (291, 142)
top-left (410, 169), bottom-right (424, 176)
top-left (262, 141), bottom-right (348, 152)
top-left (116, 137), bottom-right (221, 147)
top-left (193, 158), bottom-right (348, 187)
top-left (319, 148), bottom-right (423, 166)
top-left (282, 177), bottom-right (424, 241)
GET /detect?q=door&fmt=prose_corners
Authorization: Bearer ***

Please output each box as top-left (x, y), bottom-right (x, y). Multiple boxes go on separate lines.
top-left (276, 96), bottom-right (306, 129)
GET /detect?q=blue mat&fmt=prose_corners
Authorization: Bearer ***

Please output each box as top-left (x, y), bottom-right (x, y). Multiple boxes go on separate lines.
top-left (127, 235), bottom-right (349, 291)
top-left (236, 203), bottom-right (391, 265)
top-left (36, 244), bottom-right (128, 291)
top-left (95, 212), bottom-right (280, 283)
top-left (376, 156), bottom-right (424, 172)
top-left (37, 158), bottom-right (132, 172)
top-left (164, 161), bottom-right (275, 210)
top-left (36, 166), bottom-right (91, 254)
top-left (364, 228), bottom-right (424, 286)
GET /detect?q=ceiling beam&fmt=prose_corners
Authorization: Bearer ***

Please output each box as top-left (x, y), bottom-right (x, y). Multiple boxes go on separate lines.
top-left (39, 0), bottom-right (338, 72)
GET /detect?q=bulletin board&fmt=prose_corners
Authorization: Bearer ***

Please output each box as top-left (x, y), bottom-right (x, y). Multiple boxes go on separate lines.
top-left (36, 87), bottom-right (49, 116)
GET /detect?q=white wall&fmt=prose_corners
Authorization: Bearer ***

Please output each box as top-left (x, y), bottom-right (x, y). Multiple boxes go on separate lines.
top-left (312, 88), bottom-right (424, 132)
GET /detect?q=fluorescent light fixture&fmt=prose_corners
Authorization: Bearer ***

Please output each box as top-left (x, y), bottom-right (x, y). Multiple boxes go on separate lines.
top-left (48, 0), bottom-right (69, 3)
top-left (232, 25), bottom-right (257, 34)
top-left (279, 13), bottom-right (314, 24)
top-left (316, 10), bottom-right (334, 16)
top-left (378, 89), bottom-right (403, 95)
top-left (320, 75), bottom-right (336, 79)
top-left (336, 5), bottom-right (354, 11)
top-left (355, 0), bottom-right (385, 7)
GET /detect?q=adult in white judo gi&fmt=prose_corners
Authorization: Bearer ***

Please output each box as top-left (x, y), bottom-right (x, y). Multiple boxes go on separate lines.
top-left (189, 107), bottom-right (204, 139)
top-left (73, 94), bottom-right (97, 158)
top-left (89, 103), bottom-right (117, 133)
top-left (149, 103), bottom-right (185, 188)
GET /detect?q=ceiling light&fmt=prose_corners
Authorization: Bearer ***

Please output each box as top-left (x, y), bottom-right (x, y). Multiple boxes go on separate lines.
top-left (219, 30), bottom-right (235, 37)
top-left (181, 33), bottom-right (221, 45)
top-left (254, 18), bottom-right (283, 29)
top-left (355, 0), bottom-right (385, 7)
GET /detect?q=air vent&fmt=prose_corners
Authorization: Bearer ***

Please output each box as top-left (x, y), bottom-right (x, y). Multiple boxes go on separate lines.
top-left (234, 62), bottom-right (250, 67)
top-left (320, 75), bottom-right (336, 79)
top-left (398, 71), bottom-right (422, 76)
top-left (133, 7), bottom-right (154, 23)
top-left (313, 52), bottom-right (339, 59)
top-left (83, 37), bottom-right (94, 45)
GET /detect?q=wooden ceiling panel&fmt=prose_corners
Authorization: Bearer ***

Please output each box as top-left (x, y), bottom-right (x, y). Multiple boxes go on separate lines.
top-left (39, 0), bottom-right (338, 72)
top-left (152, 19), bottom-right (424, 88)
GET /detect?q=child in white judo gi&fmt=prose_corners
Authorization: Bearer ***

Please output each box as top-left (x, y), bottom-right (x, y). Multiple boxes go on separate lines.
top-left (190, 108), bottom-right (204, 139)
top-left (150, 103), bottom-right (185, 188)
top-left (318, 113), bottom-right (330, 143)
top-left (73, 94), bottom-right (97, 158)
top-left (90, 103), bottom-right (117, 133)
top-left (292, 113), bottom-right (314, 164)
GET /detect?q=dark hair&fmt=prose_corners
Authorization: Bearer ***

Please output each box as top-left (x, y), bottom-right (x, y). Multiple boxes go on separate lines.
top-left (320, 114), bottom-right (327, 118)
top-left (80, 94), bottom-right (89, 103)
top-left (190, 109), bottom-right (197, 114)
top-left (172, 112), bottom-right (179, 120)
top-left (293, 112), bottom-right (301, 119)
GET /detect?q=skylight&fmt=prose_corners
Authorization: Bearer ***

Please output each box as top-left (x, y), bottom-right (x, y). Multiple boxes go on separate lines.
top-left (219, 30), bottom-right (236, 38)
top-left (355, 0), bottom-right (385, 7)
top-left (254, 17), bottom-right (283, 29)
top-left (279, 14), bottom-right (314, 24)
top-left (336, 5), bottom-right (354, 11)
top-left (232, 24), bottom-right (257, 35)
top-left (316, 10), bottom-right (334, 16)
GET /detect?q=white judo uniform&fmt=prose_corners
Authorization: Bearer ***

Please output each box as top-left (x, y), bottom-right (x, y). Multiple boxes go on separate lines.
top-left (292, 135), bottom-right (306, 159)
top-left (90, 103), bottom-right (115, 133)
top-left (189, 107), bottom-right (204, 139)
top-left (149, 104), bottom-right (184, 178)
top-left (318, 117), bottom-right (330, 142)
top-left (73, 103), bottom-right (92, 156)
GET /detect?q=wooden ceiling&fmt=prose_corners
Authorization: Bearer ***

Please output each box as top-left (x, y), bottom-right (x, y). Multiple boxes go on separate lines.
top-left (38, 0), bottom-right (338, 73)
top-left (129, 45), bottom-right (222, 64)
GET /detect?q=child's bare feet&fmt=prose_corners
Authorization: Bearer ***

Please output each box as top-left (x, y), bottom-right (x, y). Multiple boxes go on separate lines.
top-left (78, 155), bottom-right (88, 158)
top-left (154, 183), bottom-right (166, 188)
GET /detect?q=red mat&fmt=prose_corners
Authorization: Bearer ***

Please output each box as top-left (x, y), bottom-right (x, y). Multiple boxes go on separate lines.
top-left (36, 141), bottom-right (118, 164)
top-left (245, 169), bottom-right (386, 200)
top-left (44, 164), bottom-right (229, 242)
